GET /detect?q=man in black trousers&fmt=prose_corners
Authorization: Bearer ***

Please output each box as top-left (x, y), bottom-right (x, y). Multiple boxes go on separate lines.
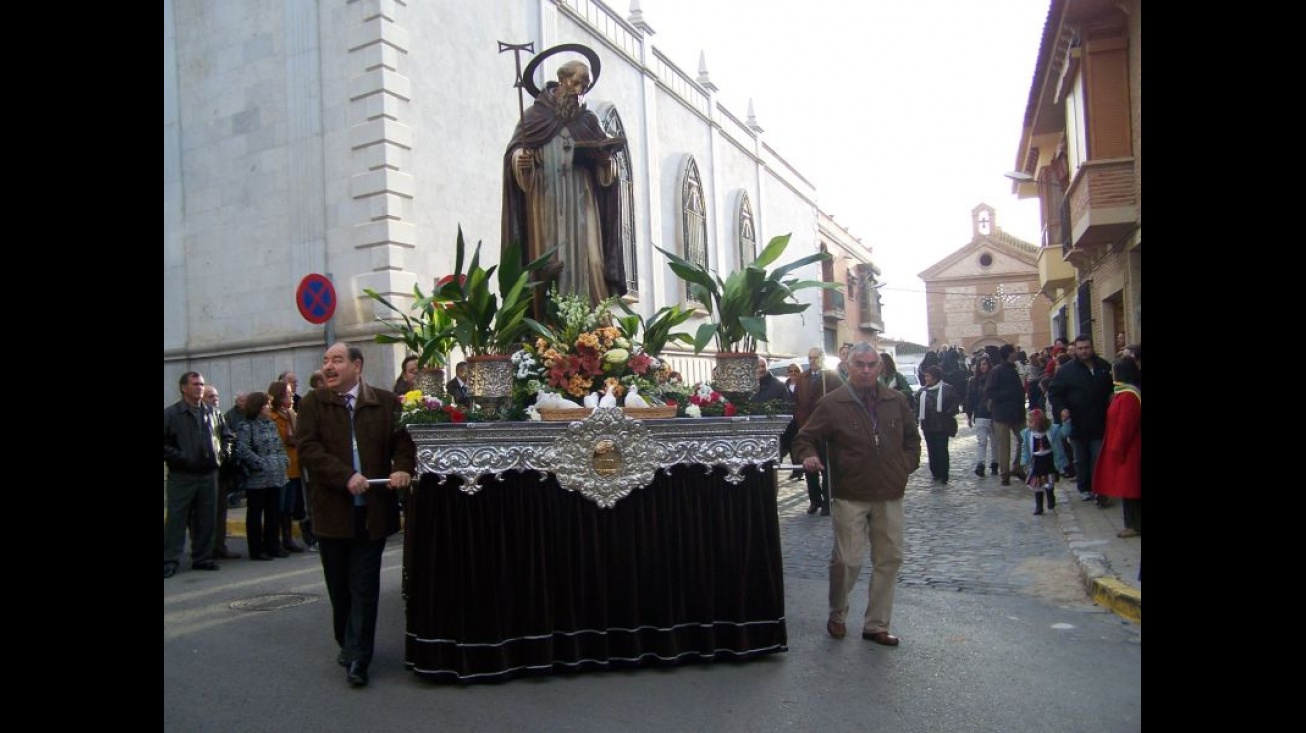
top-left (296, 343), bottom-right (415, 687)
top-left (163, 371), bottom-right (226, 578)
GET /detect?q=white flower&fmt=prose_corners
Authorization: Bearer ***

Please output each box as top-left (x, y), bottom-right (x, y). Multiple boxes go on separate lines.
top-left (525, 405), bottom-right (542, 421)
top-left (685, 404), bottom-right (702, 418)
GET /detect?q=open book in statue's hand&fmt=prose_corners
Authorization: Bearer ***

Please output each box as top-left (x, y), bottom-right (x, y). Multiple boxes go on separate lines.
top-left (572, 136), bottom-right (626, 150)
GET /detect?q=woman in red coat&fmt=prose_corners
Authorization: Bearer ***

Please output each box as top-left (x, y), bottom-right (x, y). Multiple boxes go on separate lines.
top-left (1093, 357), bottom-right (1141, 537)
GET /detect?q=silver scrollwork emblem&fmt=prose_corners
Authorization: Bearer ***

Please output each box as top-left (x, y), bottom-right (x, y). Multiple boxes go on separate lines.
top-left (549, 408), bottom-right (663, 508)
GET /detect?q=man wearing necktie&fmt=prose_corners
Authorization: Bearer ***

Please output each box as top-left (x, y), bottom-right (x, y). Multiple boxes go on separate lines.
top-left (295, 343), bottom-right (415, 687)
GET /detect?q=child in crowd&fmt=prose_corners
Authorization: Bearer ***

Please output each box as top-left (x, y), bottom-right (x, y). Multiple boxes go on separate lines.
top-left (1020, 408), bottom-right (1057, 515)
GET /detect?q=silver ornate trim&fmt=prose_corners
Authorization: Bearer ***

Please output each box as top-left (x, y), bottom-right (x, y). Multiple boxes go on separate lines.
top-left (713, 353), bottom-right (760, 396)
top-left (407, 413), bottom-right (787, 507)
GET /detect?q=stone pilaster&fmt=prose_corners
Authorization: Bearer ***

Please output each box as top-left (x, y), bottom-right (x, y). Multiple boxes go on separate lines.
top-left (347, 0), bottom-right (417, 315)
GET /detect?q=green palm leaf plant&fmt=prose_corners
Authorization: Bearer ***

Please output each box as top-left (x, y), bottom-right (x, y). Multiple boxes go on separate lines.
top-left (434, 226), bottom-right (555, 356)
top-left (655, 233), bottom-right (839, 354)
top-left (363, 283), bottom-right (456, 369)
top-left (611, 300), bottom-right (696, 357)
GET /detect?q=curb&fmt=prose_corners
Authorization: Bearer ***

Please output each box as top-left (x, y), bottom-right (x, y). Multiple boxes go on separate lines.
top-left (1090, 578), bottom-right (1141, 625)
top-left (1054, 497), bottom-right (1141, 625)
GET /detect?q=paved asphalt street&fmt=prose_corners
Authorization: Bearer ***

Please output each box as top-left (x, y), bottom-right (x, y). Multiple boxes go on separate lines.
top-left (165, 422), bottom-right (1142, 731)
top-left (776, 425), bottom-right (1141, 624)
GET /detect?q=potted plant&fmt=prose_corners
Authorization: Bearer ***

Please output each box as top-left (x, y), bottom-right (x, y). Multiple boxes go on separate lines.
top-left (655, 233), bottom-right (839, 397)
top-left (363, 282), bottom-right (457, 396)
top-left (434, 226), bottom-right (554, 408)
top-left (612, 299), bottom-right (697, 358)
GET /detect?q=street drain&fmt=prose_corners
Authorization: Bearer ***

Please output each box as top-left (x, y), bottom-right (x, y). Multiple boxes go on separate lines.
top-left (230, 594), bottom-right (320, 612)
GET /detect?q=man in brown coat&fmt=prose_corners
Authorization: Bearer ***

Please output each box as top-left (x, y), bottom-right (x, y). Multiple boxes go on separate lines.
top-left (296, 343), bottom-right (416, 687)
top-left (792, 347), bottom-right (845, 515)
top-left (793, 343), bottom-right (921, 646)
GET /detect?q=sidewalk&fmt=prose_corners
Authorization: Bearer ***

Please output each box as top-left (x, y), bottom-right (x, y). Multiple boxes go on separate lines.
top-left (1049, 478), bottom-right (1142, 624)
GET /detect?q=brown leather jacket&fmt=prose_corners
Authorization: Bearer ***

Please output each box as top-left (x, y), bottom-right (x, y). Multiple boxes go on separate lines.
top-left (793, 368), bottom-right (845, 427)
top-left (792, 383), bottom-right (921, 502)
top-left (295, 383), bottom-right (416, 540)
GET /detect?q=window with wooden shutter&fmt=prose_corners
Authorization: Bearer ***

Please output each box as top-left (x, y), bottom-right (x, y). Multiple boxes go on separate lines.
top-left (1085, 36), bottom-right (1132, 160)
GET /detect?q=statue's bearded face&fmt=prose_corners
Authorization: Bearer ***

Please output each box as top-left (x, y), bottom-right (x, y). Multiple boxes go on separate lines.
top-left (560, 68), bottom-right (591, 98)
top-left (554, 64), bottom-right (591, 120)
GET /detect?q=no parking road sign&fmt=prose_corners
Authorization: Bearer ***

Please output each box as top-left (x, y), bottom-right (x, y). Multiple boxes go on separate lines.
top-left (296, 273), bottom-right (337, 324)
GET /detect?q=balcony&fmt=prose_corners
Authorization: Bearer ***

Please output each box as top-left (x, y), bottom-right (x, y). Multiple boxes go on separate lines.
top-left (823, 289), bottom-right (845, 320)
top-left (1065, 158), bottom-right (1137, 255)
top-left (1038, 243), bottom-right (1076, 295)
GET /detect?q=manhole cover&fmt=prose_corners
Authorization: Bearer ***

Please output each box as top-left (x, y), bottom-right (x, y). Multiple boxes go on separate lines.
top-left (230, 593), bottom-right (320, 612)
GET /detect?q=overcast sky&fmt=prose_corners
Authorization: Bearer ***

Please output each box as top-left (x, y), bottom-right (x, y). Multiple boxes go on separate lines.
top-left (639, 0), bottom-right (1051, 345)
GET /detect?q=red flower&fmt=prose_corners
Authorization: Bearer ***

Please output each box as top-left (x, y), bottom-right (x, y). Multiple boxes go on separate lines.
top-left (628, 352), bottom-right (653, 375)
top-left (444, 405), bottom-right (466, 423)
top-left (576, 348), bottom-right (602, 376)
top-left (434, 274), bottom-right (468, 309)
top-left (723, 403), bottom-right (737, 417)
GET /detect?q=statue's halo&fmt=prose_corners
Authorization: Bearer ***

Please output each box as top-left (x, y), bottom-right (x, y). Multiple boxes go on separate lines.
top-left (521, 43), bottom-right (602, 99)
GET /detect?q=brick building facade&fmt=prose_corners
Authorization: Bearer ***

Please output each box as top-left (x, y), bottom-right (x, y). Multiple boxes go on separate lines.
top-left (918, 204), bottom-right (1050, 355)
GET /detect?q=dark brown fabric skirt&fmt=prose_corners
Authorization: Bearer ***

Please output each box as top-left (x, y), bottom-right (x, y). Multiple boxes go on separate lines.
top-left (403, 465), bottom-right (788, 683)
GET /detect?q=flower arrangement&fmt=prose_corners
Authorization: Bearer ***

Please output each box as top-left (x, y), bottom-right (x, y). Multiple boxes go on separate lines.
top-left (396, 389), bottom-right (467, 425)
top-left (514, 288), bottom-right (678, 408)
top-left (683, 383), bottom-right (737, 417)
top-left (664, 381), bottom-right (789, 418)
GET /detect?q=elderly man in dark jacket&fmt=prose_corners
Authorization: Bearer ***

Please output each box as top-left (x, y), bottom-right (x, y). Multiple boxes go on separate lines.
top-left (793, 347), bottom-right (846, 515)
top-left (1047, 335), bottom-right (1114, 503)
top-left (984, 344), bottom-right (1028, 485)
top-left (296, 343), bottom-right (416, 687)
top-left (793, 343), bottom-right (921, 647)
top-left (163, 371), bottom-right (228, 578)
top-left (750, 357), bottom-right (791, 404)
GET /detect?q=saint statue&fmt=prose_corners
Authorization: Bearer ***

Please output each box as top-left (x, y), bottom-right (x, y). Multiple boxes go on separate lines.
top-left (501, 58), bottom-right (627, 316)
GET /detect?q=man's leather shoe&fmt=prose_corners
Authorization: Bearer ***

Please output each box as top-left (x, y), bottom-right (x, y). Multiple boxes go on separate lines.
top-left (163, 564), bottom-right (178, 579)
top-left (272, 549), bottom-right (290, 558)
top-left (252, 553), bottom-right (274, 561)
top-left (191, 561), bottom-right (220, 571)
top-left (806, 504), bottom-right (819, 515)
top-left (862, 630), bottom-right (900, 646)
top-left (819, 506), bottom-right (830, 516)
top-left (216, 548), bottom-right (242, 560)
top-left (346, 661), bottom-right (369, 686)
top-left (826, 619), bottom-right (846, 639)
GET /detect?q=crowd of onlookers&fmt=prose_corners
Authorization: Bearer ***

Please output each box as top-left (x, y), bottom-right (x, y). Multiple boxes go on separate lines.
top-left (171, 333), bottom-right (1141, 578)
top-left (934, 335), bottom-right (1142, 533)
top-left (768, 335), bottom-right (1141, 536)
top-left (165, 369), bottom-right (327, 577)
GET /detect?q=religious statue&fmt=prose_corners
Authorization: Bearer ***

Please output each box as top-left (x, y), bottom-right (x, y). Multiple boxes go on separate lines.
top-left (501, 54), bottom-right (627, 317)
